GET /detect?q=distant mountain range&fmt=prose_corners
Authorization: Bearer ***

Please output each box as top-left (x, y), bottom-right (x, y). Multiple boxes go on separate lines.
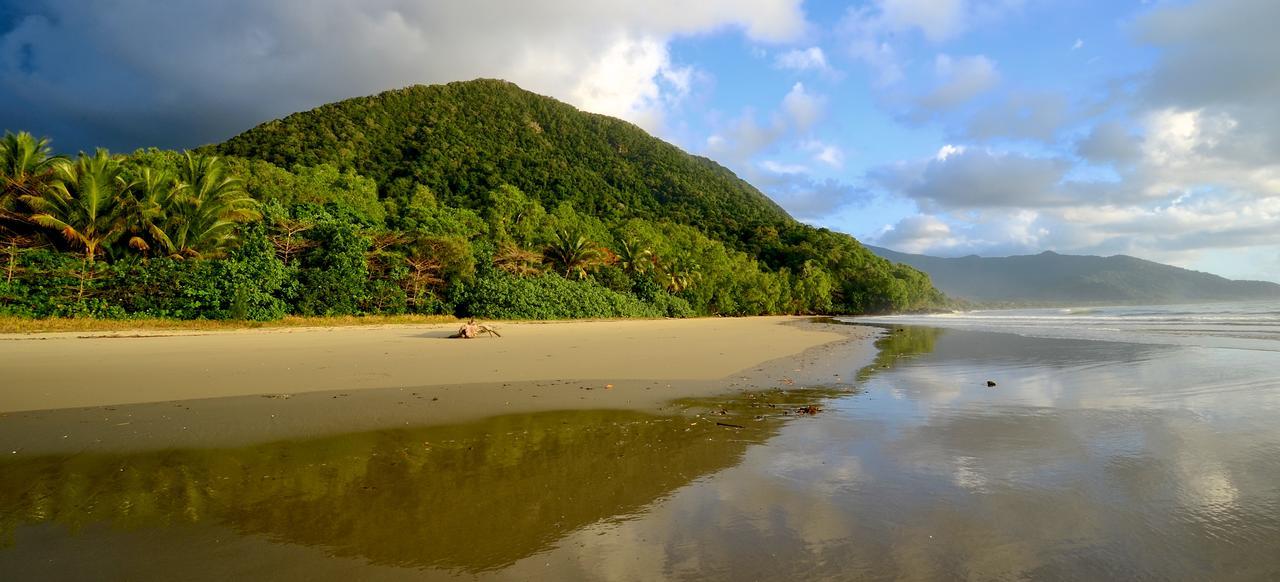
top-left (867, 246), bottom-right (1280, 305)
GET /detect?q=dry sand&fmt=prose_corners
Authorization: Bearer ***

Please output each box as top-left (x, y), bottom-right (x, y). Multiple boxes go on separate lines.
top-left (0, 317), bottom-right (883, 453)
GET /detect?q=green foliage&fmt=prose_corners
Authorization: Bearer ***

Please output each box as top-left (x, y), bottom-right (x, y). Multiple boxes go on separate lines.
top-left (1, 131), bottom-right (62, 217)
top-left (165, 152), bottom-right (261, 258)
top-left (21, 149), bottom-right (131, 264)
top-left (456, 272), bottom-right (663, 320)
top-left (543, 228), bottom-right (609, 280)
top-left (2, 80), bottom-right (947, 322)
top-left (292, 217), bottom-right (371, 316)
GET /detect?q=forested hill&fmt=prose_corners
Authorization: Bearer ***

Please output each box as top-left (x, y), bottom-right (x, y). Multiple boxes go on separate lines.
top-left (868, 246), bottom-right (1280, 304)
top-left (208, 78), bottom-right (943, 313)
top-left (216, 79), bottom-right (788, 247)
top-left (2, 80), bottom-right (943, 321)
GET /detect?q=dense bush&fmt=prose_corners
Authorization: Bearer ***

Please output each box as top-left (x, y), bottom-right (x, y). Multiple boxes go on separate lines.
top-left (456, 272), bottom-right (663, 320)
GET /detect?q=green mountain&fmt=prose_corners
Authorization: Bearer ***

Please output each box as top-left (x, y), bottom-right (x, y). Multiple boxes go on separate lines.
top-left (868, 246), bottom-right (1280, 304)
top-left (211, 79), bottom-right (944, 314)
top-left (217, 79), bottom-right (787, 246)
top-left (2, 80), bottom-right (944, 321)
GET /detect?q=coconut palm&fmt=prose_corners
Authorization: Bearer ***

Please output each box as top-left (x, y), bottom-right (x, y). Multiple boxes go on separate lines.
top-left (615, 238), bottom-right (653, 275)
top-left (658, 253), bottom-right (700, 293)
top-left (118, 167), bottom-right (180, 256)
top-left (20, 149), bottom-right (131, 266)
top-left (544, 228), bottom-right (608, 280)
top-left (0, 132), bottom-right (62, 228)
top-left (1, 132), bottom-right (61, 201)
top-left (165, 152), bottom-right (260, 258)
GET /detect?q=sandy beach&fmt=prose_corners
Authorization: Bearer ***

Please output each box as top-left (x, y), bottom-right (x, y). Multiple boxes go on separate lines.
top-left (0, 317), bottom-right (881, 453)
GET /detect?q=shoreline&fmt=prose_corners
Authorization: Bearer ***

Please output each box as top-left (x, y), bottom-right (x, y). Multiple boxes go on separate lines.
top-left (0, 317), bottom-right (883, 454)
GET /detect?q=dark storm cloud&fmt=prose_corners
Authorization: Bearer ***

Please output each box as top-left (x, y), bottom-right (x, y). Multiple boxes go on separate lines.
top-left (0, 0), bottom-right (805, 153)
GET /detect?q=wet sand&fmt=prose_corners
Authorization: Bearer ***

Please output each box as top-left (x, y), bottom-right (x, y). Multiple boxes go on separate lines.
top-left (0, 317), bottom-right (881, 453)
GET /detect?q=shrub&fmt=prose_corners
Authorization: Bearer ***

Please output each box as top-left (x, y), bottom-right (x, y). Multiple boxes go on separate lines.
top-left (456, 272), bottom-right (665, 320)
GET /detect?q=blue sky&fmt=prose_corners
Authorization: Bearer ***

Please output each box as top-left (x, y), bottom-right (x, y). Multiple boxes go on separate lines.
top-left (2, 0), bottom-right (1278, 281)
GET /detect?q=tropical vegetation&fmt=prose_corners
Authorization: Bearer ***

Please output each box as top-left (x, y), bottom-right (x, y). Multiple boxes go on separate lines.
top-left (0, 80), bottom-right (945, 321)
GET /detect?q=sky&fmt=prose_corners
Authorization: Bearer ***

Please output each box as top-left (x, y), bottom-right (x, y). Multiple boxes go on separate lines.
top-left (2, 0), bottom-right (1278, 282)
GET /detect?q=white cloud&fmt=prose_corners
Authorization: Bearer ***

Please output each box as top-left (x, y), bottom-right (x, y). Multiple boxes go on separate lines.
top-left (0, 0), bottom-right (809, 149)
top-left (876, 215), bottom-right (958, 253)
top-left (803, 140), bottom-right (845, 168)
top-left (754, 173), bottom-right (868, 219)
top-left (781, 82), bottom-right (825, 133)
top-left (935, 144), bottom-right (966, 161)
top-left (872, 148), bottom-right (1074, 210)
top-left (569, 36), bottom-right (691, 131)
top-left (774, 47), bottom-right (830, 73)
top-left (878, 0), bottom-right (967, 42)
top-left (839, 0), bottom-right (1025, 86)
top-left (965, 91), bottom-right (1070, 142)
top-left (917, 54), bottom-right (1000, 111)
top-left (863, 0), bottom-right (1280, 271)
top-left (704, 110), bottom-right (787, 164)
top-left (761, 160), bottom-right (809, 174)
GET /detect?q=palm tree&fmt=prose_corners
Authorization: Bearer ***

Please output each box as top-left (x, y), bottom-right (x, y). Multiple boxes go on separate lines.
top-left (615, 238), bottom-right (653, 275)
top-left (119, 167), bottom-right (179, 256)
top-left (658, 253), bottom-right (700, 293)
top-left (20, 149), bottom-right (131, 267)
top-left (0, 132), bottom-right (63, 231)
top-left (165, 152), bottom-right (260, 258)
top-left (1, 132), bottom-right (61, 203)
top-left (544, 229), bottom-right (608, 279)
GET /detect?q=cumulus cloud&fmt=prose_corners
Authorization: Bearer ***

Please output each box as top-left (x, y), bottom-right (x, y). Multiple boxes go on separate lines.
top-left (965, 91), bottom-right (1070, 142)
top-left (1075, 121), bottom-right (1142, 166)
top-left (876, 215), bottom-right (958, 253)
top-left (839, 0), bottom-right (1024, 86)
top-left (1138, 0), bottom-right (1279, 113)
top-left (870, 0), bottom-right (1280, 274)
top-left (781, 82), bottom-right (825, 132)
top-left (705, 110), bottom-right (787, 166)
top-left (773, 47), bottom-right (830, 73)
top-left (802, 140), bottom-right (845, 168)
top-left (0, 0), bottom-right (808, 150)
top-left (872, 0), bottom-right (967, 42)
top-left (754, 172), bottom-right (869, 219)
top-left (916, 54), bottom-right (1000, 112)
top-left (872, 148), bottom-right (1073, 211)
top-left (874, 210), bottom-right (1051, 257)
top-left (703, 82), bottom-right (861, 219)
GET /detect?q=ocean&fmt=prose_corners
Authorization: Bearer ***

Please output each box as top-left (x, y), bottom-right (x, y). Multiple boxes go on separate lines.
top-left (849, 300), bottom-right (1280, 350)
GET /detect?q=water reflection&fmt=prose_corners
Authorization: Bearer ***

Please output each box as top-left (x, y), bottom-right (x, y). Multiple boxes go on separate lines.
top-left (506, 329), bottom-right (1280, 581)
top-left (0, 391), bottom-right (846, 577)
top-left (5, 329), bottom-right (1280, 580)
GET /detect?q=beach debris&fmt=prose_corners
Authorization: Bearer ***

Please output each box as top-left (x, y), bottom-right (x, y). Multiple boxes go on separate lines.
top-left (449, 318), bottom-right (502, 339)
top-left (716, 422), bottom-right (745, 429)
top-left (986, 380), bottom-right (997, 387)
top-left (795, 405), bottom-right (822, 415)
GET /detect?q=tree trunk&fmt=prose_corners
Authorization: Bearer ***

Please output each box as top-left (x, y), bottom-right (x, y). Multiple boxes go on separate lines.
top-left (78, 244), bottom-right (96, 302)
top-left (5, 242), bottom-right (14, 285)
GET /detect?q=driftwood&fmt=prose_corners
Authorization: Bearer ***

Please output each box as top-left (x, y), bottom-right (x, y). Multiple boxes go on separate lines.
top-left (449, 319), bottom-right (502, 339)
